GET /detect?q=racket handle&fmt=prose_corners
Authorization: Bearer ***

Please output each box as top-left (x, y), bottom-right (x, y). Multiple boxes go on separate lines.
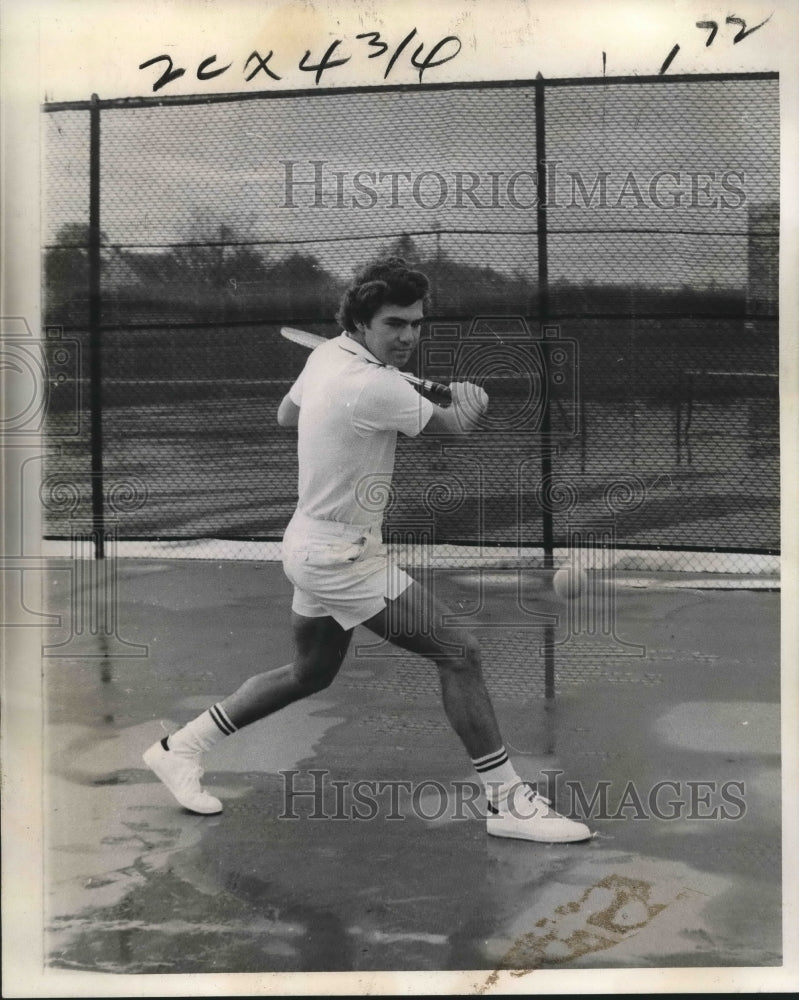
top-left (406, 375), bottom-right (452, 403)
top-left (423, 380), bottom-right (453, 403)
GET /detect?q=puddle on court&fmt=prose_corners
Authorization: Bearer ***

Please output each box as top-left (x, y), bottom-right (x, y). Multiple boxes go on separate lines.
top-left (653, 701), bottom-right (780, 754)
top-left (46, 728), bottom-right (783, 975)
top-left (45, 695), bottom-right (345, 969)
top-left (41, 571), bottom-right (782, 974)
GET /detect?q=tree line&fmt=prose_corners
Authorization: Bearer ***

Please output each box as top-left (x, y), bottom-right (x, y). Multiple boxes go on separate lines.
top-left (44, 223), bottom-right (748, 328)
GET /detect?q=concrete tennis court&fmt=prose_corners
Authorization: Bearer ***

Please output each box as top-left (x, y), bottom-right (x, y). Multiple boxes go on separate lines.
top-left (43, 556), bottom-right (781, 976)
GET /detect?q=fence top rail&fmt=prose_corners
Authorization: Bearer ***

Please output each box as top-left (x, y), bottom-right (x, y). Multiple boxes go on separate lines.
top-left (41, 70), bottom-right (779, 112)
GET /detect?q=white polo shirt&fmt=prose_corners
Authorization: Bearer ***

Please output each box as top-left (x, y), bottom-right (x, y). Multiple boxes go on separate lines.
top-left (288, 333), bottom-right (435, 526)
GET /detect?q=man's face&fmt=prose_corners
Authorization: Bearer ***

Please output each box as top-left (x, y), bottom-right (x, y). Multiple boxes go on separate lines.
top-left (355, 300), bottom-right (425, 368)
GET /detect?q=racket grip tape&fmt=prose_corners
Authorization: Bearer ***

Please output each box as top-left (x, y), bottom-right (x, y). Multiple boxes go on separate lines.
top-left (418, 379), bottom-right (452, 403)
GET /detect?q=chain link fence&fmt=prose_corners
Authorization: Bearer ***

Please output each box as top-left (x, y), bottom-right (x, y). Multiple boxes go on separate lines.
top-left (41, 75), bottom-right (779, 572)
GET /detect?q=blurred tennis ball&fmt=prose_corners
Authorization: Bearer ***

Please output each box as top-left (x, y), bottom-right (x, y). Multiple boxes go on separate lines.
top-left (553, 566), bottom-right (587, 600)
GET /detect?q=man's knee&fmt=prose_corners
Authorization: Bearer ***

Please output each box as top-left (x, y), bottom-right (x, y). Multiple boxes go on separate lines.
top-left (292, 654), bottom-right (341, 693)
top-left (435, 631), bottom-right (482, 675)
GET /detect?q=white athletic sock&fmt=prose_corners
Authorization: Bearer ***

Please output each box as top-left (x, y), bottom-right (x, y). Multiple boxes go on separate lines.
top-left (166, 704), bottom-right (237, 756)
top-left (471, 746), bottom-right (523, 808)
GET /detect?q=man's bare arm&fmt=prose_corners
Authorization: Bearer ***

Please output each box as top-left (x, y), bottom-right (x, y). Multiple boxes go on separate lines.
top-left (277, 394), bottom-right (300, 427)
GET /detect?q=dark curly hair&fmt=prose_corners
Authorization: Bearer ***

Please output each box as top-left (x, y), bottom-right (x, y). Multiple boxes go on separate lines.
top-left (336, 257), bottom-right (430, 333)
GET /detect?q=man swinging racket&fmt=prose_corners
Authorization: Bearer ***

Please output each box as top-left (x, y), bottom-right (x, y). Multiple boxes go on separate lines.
top-left (144, 256), bottom-right (592, 843)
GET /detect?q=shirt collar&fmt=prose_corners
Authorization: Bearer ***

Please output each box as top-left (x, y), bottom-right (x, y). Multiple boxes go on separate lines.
top-left (337, 332), bottom-right (390, 368)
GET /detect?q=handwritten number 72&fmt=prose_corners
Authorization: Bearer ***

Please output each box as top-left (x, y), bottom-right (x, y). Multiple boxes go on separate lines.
top-left (660, 12), bottom-right (773, 73)
top-left (697, 13), bottom-right (773, 46)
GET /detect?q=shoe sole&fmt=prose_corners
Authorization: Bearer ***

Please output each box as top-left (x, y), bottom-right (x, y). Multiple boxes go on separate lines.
top-left (143, 746), bottom-right (223, 815)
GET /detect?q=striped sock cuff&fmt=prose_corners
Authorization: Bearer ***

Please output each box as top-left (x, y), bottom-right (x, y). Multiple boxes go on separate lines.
top-left (209, 703), bottom-right (237, 735)
top-left (471, 747), bottom-right (509, 773)
top-left (472, 746), bottom-right (521, 802)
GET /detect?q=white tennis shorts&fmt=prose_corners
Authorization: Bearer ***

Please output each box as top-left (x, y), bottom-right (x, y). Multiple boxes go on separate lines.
top-left (281, 512), bottom-right (414, 630)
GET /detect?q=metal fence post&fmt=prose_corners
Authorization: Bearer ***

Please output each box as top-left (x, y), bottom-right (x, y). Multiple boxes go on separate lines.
top-left (535, 73), bottom-right (554, 572)
top-left (535, 73), bottom-right (556, 701)
top-left (89, 93), bottom-right (105, 558)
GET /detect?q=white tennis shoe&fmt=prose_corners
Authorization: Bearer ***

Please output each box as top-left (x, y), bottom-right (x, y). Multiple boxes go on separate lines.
top-left (143, 739), bottom-right (223, 815)
top-left (487, 782), bottom-right (592, 843)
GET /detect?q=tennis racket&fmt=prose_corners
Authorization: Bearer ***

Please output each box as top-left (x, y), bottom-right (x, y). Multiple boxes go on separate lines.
top-left (280, 327), bottom-right (452, 404)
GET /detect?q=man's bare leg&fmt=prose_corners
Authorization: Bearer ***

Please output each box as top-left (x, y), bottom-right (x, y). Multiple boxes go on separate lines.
top-left (219, 614), bottom-right (353, 727)
top-left (361, 581), bottom-right (592, 842)
top-left (362, 581), bottom-right (502, 758)
top-left (143, 613), bottom-right (352, 812)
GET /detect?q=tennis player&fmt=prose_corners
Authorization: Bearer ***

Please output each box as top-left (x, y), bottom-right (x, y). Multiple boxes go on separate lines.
top-left (144, 257), bottom-right (591, 843)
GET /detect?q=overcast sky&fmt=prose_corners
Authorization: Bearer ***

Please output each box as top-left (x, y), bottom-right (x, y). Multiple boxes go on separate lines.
top-left (43, 78), bottom-right (778, 289)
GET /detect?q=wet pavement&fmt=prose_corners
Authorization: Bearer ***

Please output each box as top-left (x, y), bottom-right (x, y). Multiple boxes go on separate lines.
top-left (42, 559), bottom-right (781, 977)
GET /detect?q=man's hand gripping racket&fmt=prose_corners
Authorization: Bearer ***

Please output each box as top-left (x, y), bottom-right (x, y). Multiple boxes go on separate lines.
top-left (448, 379), bottom-right (490, 425)
top-left (280, 327), bottom-right (453, 406)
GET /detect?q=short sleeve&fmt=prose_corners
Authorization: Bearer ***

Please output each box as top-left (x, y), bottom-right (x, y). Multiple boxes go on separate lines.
top-left (288, 365), bottom-right (306, 405)
top-left (352, 370), bottom-right (435, 437)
